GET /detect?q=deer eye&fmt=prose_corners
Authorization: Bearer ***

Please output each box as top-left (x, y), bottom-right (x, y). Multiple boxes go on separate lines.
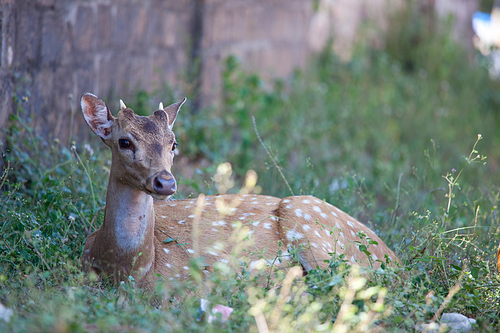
top-left (118, 138), bottom-right (132, 149)
top-left (172, 142), bottom-right (178, 152)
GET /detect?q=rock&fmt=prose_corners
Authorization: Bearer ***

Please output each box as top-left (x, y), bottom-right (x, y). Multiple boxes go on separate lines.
top-left (415, 313), bottom-right (476, 333)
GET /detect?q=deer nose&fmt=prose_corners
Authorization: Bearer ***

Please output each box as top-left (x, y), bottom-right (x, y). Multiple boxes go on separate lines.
top-left (152, 171), bottom-right (176, 196)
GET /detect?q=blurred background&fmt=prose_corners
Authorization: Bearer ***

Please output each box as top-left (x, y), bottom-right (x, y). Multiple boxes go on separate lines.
top-left (2, 1), bottom-right (500, 328)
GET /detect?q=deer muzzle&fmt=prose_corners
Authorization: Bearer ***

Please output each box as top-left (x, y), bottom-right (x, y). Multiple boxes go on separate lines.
top-left (149, 170), bottom-right (176, 197)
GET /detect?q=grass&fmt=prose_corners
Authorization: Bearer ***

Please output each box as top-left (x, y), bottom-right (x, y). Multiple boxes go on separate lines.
top-left (1, 5), bottom-right (500, 332)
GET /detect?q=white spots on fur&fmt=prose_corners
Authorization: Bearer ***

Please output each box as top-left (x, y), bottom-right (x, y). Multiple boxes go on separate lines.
top-left (239, 198), bottom-right (245, 201)
top-left (304, 213), bottom-right (311, 221)
top-left (331, 210), bottom-right (338, 217)
top-left (214, 243), bottom-right (223, 250)
top-left (286, 230), bottom-right (304, 241)
top-left (313, 206), bottom-right (322, 213)
top-left (266, 202), bottom-right (273, 205)
top-left (347, 221), bottom-right (355, 227)
top-left (324, 229), bottom-right (330, 237)
top-left (286, 204), bottom-right (292, 209)
top-left (165, 263), bottom-right (171, 268)
top-left (270, 216), bottom-right (278, 221)
top-left (249, 213), bottom-right (256, 216)
top-left (239, 216), bottom-right (245, 220)
top-left (178, 220), bottom-right (185, 225)
top-left (351, 230), bottom-right (356, 237)
top-left (206, 250), bottom-right (219, 256)
top-left (283, 199), bottom-right (290, 203)
top-left (205, 202), bottom-right (211, 206)
top-left (243, 213), bottom-right (249, 216)
top-left (161, 215), bottom-right (167, 219)
top-left (212, 228), bottom-right (217, 232)
top-left (163, 248), bottom-right (170, 254)
top-left (320, 213), bottom-right (327, 219)
top-left (170, 203), bottom-right (177, 207)
top-left (263, 222), bottom-right (272, 229)
top-left (187, 249), bottom-right (195, 254)
top-left (302, 224), bottom-right (311, 231)
top-left (295, 208), bottom-right (303, 217)
top-left (350, 256), bottom-right (355, 263)
top-left (188, 214), bottom-right (195, 218)
top-left (314, 199), bottom-right (322, 204)
top-left (231, 223), bottom-right (237, 228)
top-left (314, 230), bottom-right (322, 238)
top-left (252, 221), bottom-right (260, 226)
top-left (302, 199), bottom-right (311, 204)
top-left (372, 253), bottom-right (378, 261)
top-left (185, 205), bottom-right (191, 208)
top-left (311, 242), bottom-right (318, 248)
top-left (220, 258), bottom-right (229, 264)
top-left (183, 266), bottom-right (189, 270)
top-left (212, 221), bottom-right (227, 226)
top-left (252, 201), bottom-right (259, 204)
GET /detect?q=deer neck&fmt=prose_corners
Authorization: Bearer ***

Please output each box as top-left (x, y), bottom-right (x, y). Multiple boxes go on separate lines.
top-left (97, 169), bottom-right (156, 280)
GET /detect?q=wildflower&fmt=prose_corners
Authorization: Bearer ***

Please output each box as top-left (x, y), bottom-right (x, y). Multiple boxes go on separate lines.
top-left (84, 143), bottom-right (94, 155)
top-left (451, 168), bottom-right (456, 173)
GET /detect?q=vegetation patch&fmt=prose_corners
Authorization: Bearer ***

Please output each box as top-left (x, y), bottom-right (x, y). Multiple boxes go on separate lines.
top-left (1, 6), bottom-right (500, 332)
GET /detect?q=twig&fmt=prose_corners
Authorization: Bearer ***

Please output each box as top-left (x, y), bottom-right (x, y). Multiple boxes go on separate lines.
top-left (0, 160), bottom-right (10, 192)
top-left (251, 116), bottom-right (294, 196)
top-left (88, 206), bottom-right (106, 235)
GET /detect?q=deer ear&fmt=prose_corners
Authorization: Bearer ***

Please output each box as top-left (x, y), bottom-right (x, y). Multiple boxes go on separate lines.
top-left (81, 93), bottom-right (115, 139)
top-left (163, 97), bottom-right (186, 129)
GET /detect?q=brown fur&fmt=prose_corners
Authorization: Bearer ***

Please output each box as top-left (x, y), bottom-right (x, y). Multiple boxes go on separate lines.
top-left (79, 93), bottom-right (400, 288)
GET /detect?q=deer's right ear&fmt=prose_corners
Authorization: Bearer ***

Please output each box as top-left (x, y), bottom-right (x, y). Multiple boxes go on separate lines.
top-left (81, 93), bottom-right (115, 139)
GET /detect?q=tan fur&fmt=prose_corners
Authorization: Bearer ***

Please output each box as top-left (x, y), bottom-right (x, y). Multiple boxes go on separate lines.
top-left (79, 93), bottom-right (400, 288)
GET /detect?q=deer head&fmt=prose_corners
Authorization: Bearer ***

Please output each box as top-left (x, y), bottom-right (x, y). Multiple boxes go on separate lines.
top-left (80, 93), bottom-right (186, 199)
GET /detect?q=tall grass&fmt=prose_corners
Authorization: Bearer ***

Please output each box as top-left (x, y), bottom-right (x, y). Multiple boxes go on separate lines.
top-left (1, 5), bottom-right (500, 332)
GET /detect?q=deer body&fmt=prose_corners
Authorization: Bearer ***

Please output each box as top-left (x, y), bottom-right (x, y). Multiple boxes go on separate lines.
top-left (80, 93), bottom-right (400, 287)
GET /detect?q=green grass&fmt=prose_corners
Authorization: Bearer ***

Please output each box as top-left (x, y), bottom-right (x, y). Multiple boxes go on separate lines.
top-left (1, 7), bottom-right (500, 332)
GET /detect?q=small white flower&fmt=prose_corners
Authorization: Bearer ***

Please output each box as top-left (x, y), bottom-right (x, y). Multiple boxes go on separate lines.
top-left (84, 143), bottom-right (94, 155)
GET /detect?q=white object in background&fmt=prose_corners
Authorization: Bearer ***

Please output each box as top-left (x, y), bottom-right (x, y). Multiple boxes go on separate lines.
top-left (0, 303), bottom-right (13, 323)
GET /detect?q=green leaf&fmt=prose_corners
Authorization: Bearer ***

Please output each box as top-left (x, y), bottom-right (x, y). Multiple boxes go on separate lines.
top-left (471, 266), bottom-right (479, 279)
top-left (164, 238), bottom-right (175, 243)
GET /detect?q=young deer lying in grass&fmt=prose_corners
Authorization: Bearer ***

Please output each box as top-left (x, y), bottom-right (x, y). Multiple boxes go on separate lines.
top-left (80, 93), bottom-right (400, 287)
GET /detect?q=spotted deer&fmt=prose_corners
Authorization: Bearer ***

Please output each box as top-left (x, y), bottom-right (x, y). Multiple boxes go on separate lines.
top-left (80, 93), bottom-right (400, 287)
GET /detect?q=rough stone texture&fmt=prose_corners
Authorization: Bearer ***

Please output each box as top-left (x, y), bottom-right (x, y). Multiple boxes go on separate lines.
top-left (0, 0), bottom-right (192, 141)
top-left (200, 0), bottom-right (313, 107)
top-left (0, 0), bottom-right (480, 142)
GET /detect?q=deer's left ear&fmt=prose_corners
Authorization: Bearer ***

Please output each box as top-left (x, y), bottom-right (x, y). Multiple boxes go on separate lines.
top-left (81, 93), bottom-right (115, 139)
top-left (163, 97), bottom-right (186, 129)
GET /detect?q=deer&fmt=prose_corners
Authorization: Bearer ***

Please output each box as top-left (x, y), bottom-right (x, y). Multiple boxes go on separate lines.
top-left (80, 93), bottom-right (400, 288)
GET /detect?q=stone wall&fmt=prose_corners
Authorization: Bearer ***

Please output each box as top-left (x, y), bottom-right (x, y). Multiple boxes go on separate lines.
top-left (0, 0), bottom-right (193, 140)
top-left (0, 0), bottom-right (315, 141)
top-left (0, 0), bottom-right (480, 142)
